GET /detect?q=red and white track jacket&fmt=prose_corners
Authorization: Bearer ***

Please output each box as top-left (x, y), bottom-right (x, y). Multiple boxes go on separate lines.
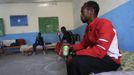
top-left (72, 18), bottom-right (122, 64)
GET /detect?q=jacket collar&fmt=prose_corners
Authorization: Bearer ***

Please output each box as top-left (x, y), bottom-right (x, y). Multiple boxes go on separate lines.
top-left (88, 17), bottom-right (99, 27)
top-left (85, 17), bottom-right (99, 33)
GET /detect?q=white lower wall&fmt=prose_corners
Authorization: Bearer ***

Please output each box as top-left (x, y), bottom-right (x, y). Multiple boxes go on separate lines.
top-left (0, 2), bottom-right (74, 34)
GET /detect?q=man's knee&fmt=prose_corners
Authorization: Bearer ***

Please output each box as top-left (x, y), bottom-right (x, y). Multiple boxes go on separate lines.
top-left (68, 56), bottom-right (82, 68)
top-left (70, 56), bottom-right (95, 69)
top-left (67, 56), bottom-right (92, 75)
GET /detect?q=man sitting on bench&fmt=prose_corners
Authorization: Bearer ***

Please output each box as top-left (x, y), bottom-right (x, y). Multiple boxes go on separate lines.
top-left (33, 32), bottom-right (45, 54)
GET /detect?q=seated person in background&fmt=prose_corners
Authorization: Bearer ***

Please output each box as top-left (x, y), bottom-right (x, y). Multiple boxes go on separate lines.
top-left (33, 32), bottom-right (45, 54)
top-left (61, 26), bottom-right (75, 44)
top-left (73, 34), bottom-right (80, 43)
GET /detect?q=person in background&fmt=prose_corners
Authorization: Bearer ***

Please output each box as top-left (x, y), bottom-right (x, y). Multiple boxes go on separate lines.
top-left (67, 1), bottom-right (121, 75)
top-left (33, 32), bottom-right (45, 54)
top-left (61, 26), bottom-right (75, 44)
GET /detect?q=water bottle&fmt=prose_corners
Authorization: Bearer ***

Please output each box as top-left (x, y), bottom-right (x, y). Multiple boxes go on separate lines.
top-left (63, 45), bottom-right (69, 57)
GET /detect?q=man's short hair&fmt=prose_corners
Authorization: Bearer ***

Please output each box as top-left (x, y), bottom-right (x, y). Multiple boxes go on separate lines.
top-left (61, 26), bottom-right (66, 30)
top-left (81, 1), bottom-right (100, 16)
top-left (38, 32), bottom-right (41, 35)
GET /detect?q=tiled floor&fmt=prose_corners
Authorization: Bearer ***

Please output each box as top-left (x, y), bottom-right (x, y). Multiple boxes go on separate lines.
top-left (0, 51), bottom-right (67, 75)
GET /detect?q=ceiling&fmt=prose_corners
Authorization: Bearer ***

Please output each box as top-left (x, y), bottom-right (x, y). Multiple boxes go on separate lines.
top-left (0, 0), bottom-right (72, 4)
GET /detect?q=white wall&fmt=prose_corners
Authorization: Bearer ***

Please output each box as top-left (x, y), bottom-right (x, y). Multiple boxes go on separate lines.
top-left (72, 0), bottom-right (128, 29)
top-left (0, 2), bottom-right (74, 34)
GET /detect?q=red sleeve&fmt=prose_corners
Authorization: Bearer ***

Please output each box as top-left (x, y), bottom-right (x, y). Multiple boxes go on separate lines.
top-left (71, 25), bottom-right (90, 51)
top-left (76, 20), bottom-right (115, 59)
top-left (71, 34), bottom-right (88, 51)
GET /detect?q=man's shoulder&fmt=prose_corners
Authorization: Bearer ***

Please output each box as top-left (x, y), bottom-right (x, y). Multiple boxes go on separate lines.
top-left (99, 18), bottom-right (112, 24)
top-left (41, 36), bottom-right (44, 39)
top-left (36, 36), bottom-right (38, 39)
top-left (68, 31), bottom-right (72, 33)
top-left (95, 18), bottom-right (113, 29)
top-left (67, 31), bottom-right (73, 34)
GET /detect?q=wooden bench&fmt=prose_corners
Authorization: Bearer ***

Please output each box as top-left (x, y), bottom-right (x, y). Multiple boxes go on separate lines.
top-left (1, 39), bottom-right (26, 54)
top-left (4, 46), bottom-right (20, 49)
top-left (20, 44), bottom-right (56, 56)
top-left (2, 46), bottom-right (20, 54)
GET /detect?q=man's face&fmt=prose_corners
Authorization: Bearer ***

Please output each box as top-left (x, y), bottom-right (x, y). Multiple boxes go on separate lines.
top-left (38, 33), bottom-right (41, 37)
top-left (81, 14), bottom-right (88, 23)
top-left (81, 8), bottom-right (89, 23)
top-left (81, 8), bottom-right (95, 23)
top-left (61, 29), bottom-right (66, 33)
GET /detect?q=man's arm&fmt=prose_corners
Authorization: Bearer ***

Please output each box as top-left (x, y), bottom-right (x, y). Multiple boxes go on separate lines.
top-left (41, 37), bottom-right (44, 44)
top-left (60, 35), bottom-right (64, 43)
top-left (35, 36), bottom-right (38, 43)
top-left (68, 31), bottom-right (75, 44)
top-left (71, 33), bottom-right (89, 51)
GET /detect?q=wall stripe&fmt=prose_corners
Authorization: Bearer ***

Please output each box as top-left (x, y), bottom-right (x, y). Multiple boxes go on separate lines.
top-left (0, 32), bottom-right (59, 45)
